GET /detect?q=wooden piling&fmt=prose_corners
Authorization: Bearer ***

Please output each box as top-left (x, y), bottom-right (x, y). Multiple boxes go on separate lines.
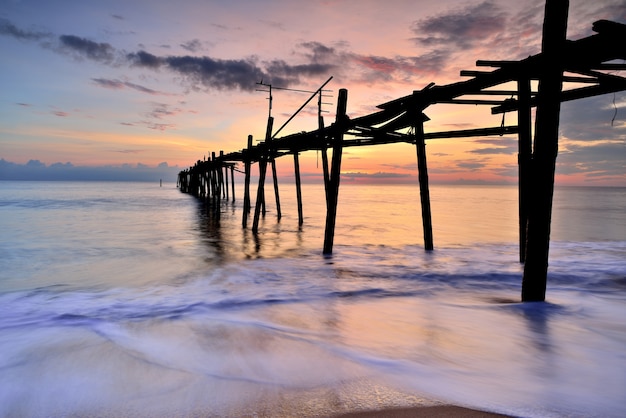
top-left (414, 114), bottom-right (434, 251)
top-left (252, 118), bottom-right (273, 233)
top-left (323, 88), bottom-right (348, 255)
top-left (230, 165), bottom-right (235, 203)
top-left (270, 158), bottom-right (282, 220)
top-left (293, 152), bottom-right (304, 226)
top-left (221, 151), bottom-right (228, 200)
top-left (522, 0), bottom-right (569, 302)
top-left (517, 77), bottom-right (532, 263)
top-left (243, 135), bottom-right (253, 228)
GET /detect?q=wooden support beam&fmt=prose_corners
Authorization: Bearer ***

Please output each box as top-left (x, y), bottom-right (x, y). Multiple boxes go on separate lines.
top-left (522, 0), bottom-right (569, 302)
top-left (476, 60), bottom-right (520, 67)
top-left (271, 158), bottom-right (282, 221)
top-left (423, 125), bottom-right (519, 140)
top-left (230, 165), bottom-right (235, 203)
top-left (414, 112), bottom-right (434, 251)
top-left (323, 88), bottom-right (347, 255)
top-left (460, 70), bottom-right (496, 77)
top-left (293, 152), bottom-right (304, 226)
top-left (319, 116), bottom-right (331, 202)
top-left (252, 118), bottom-right (273, 233)
top-left (221, 151), bottom-right (228, 200)
top-left (437, 99), bottom-right (513, 105)
top-left (242, 135), bottom-right (253, 228)
top-left (517, 77), bottom-right (532, 263)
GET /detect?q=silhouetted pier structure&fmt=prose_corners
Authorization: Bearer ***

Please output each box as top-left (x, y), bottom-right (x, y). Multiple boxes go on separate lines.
top-left (179, 1), bottom-right (626, 302)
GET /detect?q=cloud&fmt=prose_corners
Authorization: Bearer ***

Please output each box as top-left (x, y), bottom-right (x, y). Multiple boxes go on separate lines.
top-left (456, 160), bottom-right (487, 171)
top-left (411, 1), bottom-right (507, 49)
top-left (52, 110), bottom-right (69, 117)
top-left (343, 171), bottom-right (412, 179)
top-left (561, 95), bottom-right (626, 142)
top-left (59, 34), bottom-right (115, 63)
top-left (127, 50), bottom-right (163, 68)
top-left (146, 102), bottom-right (182, 119)
top-left (180, 39), bottom-right (203, 52)
top-left (2, 19), bottom-right (422, 93)
top-left (92, 77), bottom-right (175, 96)
top-left (0, 158), bottom-right (181, 181)
top-left (469, 137), bottom-right (519, 155)
top-left (0, 18), bottom-right (50, 40)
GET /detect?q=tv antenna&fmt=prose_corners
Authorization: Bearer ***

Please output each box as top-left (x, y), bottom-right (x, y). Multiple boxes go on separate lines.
top-left (255, 76), bottom-right (334, 137)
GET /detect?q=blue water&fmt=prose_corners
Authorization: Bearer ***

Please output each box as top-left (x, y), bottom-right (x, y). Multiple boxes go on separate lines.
top-left (0, 181), bottom-right (625, 417)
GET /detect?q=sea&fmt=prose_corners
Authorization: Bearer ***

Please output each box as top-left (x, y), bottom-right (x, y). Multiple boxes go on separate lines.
top-left (0, 180), bottom-right (624, 418)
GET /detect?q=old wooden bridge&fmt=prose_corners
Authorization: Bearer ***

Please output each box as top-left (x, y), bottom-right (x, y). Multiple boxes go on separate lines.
top-left (178, 1), bottom-right (626, 302)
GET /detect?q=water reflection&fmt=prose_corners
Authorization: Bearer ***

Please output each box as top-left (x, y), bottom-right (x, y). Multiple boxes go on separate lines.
top-left (194, 198), bottom-right (227, 263)
top-left (192, 195), bottom-right (315, 263)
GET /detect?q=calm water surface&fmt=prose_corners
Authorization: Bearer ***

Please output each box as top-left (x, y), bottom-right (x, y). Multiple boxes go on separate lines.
top-left (0, 181), bottom-right (625, 417)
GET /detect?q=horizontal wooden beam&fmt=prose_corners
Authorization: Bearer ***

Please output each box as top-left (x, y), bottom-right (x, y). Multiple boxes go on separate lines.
top-left (423, 125), bottom-right (518, 139)
top-left (476, 60), bottom-right (519, 67)
top-left (437, 99), bottom-right (513, 105)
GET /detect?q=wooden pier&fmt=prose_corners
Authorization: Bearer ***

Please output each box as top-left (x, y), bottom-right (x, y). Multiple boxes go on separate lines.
top-left (178, 1), bottom-right (626, 302)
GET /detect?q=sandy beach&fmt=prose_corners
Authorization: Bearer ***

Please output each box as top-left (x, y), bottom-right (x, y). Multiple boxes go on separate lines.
top-left (336, 405), bottom-right (513, 417)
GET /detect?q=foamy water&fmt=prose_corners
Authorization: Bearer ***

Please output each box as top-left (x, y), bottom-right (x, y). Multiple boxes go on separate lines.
top-left (1, 181), bottom-right (625, 417)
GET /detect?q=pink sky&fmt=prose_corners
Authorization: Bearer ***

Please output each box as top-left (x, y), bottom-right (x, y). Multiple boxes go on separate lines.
top-left (1, 0), bottom-right (625, 185)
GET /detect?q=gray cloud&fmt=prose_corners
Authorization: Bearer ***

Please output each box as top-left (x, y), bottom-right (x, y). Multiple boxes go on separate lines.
top-left (59, 35), bottom-right (115, 63)
top-left (456, 160), bottom-right (487, 171)
top-left (0, 18), bottom-right (50, 40)
top-left (469, 137), bottom-right (519, 155)
top-left (411, 1), bottom-right (507, 49)
top-left (343, 171), bottom-right (412, 179)
top-left (0, 158), bottom-right (181, 182)
top-left (92, 77), bottom-right (174, 95)
top-left (560, 95), bottom-right (626, 142)
top-left (180, 39), bottom-right (203, 52)
top-left (558, 141), bottom-right (626, 179)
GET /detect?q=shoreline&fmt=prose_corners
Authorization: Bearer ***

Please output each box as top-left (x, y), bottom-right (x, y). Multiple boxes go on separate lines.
top-left (335, 405), bottom-right (514, 417)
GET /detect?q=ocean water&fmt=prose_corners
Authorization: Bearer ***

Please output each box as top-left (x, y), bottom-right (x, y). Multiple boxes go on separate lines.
top-left (0, 180), bottom-right (625, 417)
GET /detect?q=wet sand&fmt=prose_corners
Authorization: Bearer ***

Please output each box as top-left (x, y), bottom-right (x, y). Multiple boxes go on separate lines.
top-left (335, 405), bottom-right (513, 417)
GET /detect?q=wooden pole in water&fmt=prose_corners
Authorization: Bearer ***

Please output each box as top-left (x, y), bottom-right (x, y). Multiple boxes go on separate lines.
top-left (252, 117), bottom-right (273, 233)
top-left (293, 151), bottom-right (304, 226)
top-left (270, 153), bottom-right (282, 221)
top-left (221, 151), bottom-right (229, 201)
top-left (243, 135), bottom-right (253, 228)
top-left (414, 113), bottom-right (434, 251)
top-left (517, 77), bottom-right (532, 263)
top-left (319, 116), bottom-right (330, 202)
top-left (522, 0), bottom-right (569, 302)
top-left (230, 165), bottom-right (235, 203)
top-left (323, 88), bottom-right (348, 255)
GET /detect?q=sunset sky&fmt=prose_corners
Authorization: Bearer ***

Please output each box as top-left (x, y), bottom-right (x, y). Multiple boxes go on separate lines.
top-left (1, 0), bottom-right (625, 184)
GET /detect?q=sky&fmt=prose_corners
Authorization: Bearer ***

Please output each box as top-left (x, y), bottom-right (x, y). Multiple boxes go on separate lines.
top-left (1, 0), bottom-right (625, 184)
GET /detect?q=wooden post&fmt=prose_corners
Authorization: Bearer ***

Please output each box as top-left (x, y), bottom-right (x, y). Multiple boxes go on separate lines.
top-left (221, 151), bottom-right (228, 200)
top-left (270, 155), bottom-right (282, 221)
top-left (517, 77), bottom-right (532, 263)
top-left (522, 0), bottom-right (569, 302)
top-left (319, 116), bottom-right (330, 202)
top-left (230, 165), bottom-right (235, 203)
top-left (252, 117), bottom-right (273, 233)
top-left (293, 151), bottom-right (304, 226)
top-left (243, 135), bottom-right (253, 228)
top-left (414, 114), bottom-right (434, 251)
top-left (323, 88), bottom-right (347, 255)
